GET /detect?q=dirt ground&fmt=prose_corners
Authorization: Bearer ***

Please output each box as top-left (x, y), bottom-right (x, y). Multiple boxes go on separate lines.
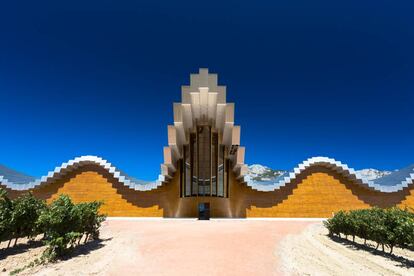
top-left (0, 219), bottom-right (311, 275)
top-left (278, 223), bottom-right (414, 276)
top-left (1, 219), bottom-right (413, 276)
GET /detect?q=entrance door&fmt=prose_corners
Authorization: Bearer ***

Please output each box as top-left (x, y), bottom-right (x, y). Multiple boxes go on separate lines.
top-left (198, 202), bottom-right (210, 220)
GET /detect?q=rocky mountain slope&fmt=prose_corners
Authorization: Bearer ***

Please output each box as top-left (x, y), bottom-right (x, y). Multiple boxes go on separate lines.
top-left (246, 164), bottom-right (392, 182)
top-left (355, 168), bottom-right (392, 180)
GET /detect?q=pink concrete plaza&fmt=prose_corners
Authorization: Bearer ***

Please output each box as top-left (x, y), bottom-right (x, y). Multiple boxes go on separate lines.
top-left (102, 219), bottom-right (313, 276)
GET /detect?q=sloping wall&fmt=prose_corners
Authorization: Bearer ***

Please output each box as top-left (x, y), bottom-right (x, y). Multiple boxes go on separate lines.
top-left (232, 166), bottom-right (413, 217)
top-left (398, 187), bottom-right (414, 209)
top-left (35, 170), bottom-right (163, 217)
top-left (3, 165), bottom-right (168, 217)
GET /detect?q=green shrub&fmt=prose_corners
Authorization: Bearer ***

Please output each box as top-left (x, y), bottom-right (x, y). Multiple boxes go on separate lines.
top-left (10, 192), bottom-right (46, 245)
top-left (325, 206), bottom-right (414, 254)
top-left (351, 209), bottom-right (371, 244)
top-left (384, 207), bottom-right (414, 253)
top-left (37, 195), bottom-right (106, 260)
top-left (324, 210), bottom-right (346, 237)
top-left (38, 195), bottom-right (81, 259)
top-left (0, 190), bottom-right (106, 261)
top-left (0, 188), bottom-right (13, 247)
top-left (74, 201), bottom-right (105, 243)
top-left (367, 207), bottom-right (387, 250)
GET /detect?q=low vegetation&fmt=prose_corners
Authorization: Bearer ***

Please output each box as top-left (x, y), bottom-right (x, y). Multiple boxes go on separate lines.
top-left (0, 188), bottom-right (106, 262)
top-left (324, 207), bottom-right (414, 254)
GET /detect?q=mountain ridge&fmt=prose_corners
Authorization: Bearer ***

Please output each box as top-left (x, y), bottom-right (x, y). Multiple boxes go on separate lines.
top-left (0, 163), bottom-right (397, 185)
top-left (246, 164), bottom-right (392, 182)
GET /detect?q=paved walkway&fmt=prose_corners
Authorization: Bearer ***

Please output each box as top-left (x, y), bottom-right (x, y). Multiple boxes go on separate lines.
top-left (101, 219), bottom-right (314, 276)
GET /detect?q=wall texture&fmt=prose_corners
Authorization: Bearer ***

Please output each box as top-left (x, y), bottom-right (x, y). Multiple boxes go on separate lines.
top-left (236, 167), bottom-right (413, 218)
top-left (2, 165), bottom-right (413, 218)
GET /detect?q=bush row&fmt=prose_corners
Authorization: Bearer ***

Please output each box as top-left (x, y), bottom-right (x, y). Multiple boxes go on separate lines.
top-left (0, 188), bottom-right (106, 260)
top-left (324, 207), bottom-right (414, 254)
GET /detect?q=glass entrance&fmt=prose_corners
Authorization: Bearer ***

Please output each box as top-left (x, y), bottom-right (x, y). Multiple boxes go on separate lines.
top-left (198, 202), bottom-right (210, 220)
top-left (181, 123), bottom-right (228, 197)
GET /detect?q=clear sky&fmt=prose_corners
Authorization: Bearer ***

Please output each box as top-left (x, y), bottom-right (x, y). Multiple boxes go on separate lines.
top-left (0, 1), bottom-right (413, 180)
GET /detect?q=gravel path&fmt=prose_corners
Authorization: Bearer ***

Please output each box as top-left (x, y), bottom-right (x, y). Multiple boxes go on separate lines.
top-left (278, 223), bottom-right (414, 276)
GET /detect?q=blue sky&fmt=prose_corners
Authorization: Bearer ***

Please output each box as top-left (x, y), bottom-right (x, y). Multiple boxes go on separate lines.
top-left (0, 1), bottom-right (413, 180)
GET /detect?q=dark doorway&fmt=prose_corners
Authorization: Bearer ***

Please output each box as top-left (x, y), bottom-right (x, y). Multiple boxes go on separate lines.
top-left (198, 202), bottom-right (210, 220)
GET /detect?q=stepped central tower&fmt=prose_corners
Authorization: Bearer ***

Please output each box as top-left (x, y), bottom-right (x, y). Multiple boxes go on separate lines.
top-left (163, 68), bottom-right (247, 199)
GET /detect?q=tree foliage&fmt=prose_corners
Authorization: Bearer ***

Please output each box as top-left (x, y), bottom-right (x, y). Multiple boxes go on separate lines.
top-left (11, 193), bottom-right (46, 242)
top-left (0, 188), bottom-right (13, 246)
top-left (0, 188), bottom-right (106, 261)
top-left (324, 207), bottom-right (414, 254)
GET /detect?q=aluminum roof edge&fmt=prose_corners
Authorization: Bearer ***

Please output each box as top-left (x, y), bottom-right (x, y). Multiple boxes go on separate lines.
top-left (0, 155), bottom-right (164, 192)
top-left (244, 157), bottom-right (414, 193)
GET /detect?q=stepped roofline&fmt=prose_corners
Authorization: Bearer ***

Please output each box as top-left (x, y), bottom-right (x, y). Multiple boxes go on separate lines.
top-left (1, 155), bottom-right (413, 193)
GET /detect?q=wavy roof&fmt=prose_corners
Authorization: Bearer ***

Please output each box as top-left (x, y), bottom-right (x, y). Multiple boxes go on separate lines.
top-left (244, 157), bottom-right (414, 193)
top-left (1, 156), bottom-right (413, 194)
top-left (0, 164), bottom-right (35, 184)
top-left (0, 156), bottom-right (164, 192)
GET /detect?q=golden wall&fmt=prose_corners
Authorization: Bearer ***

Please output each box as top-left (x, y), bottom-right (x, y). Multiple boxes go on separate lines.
top-left (4, 165), bottom-right (167, 217)
top-left (2, 165), bottom-right (414, 218)
top-left (235, 167), bottom-right (414, 217)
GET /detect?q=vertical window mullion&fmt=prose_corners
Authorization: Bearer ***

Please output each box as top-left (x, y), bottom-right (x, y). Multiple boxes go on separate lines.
top-left (190, 133), bottom-right (194, 196)
top-left (226, 158), bottom-right (230, 198)
top-left (209, 126), bottom-right (212, 196)
top-left (180, 158), bottom-right (183, 197)
top-left (215, 133), bottom-right (220, 196)
top-left (196, 128), bottom-right (199, 197)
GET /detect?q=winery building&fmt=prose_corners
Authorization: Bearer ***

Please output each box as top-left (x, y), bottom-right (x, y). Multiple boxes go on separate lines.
top-left (1, 69), bottom-right (414, 218)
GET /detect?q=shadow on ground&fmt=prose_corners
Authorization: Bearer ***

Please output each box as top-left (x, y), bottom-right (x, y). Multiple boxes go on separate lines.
top-left (0, 239), bottom-right (44, 260)
top-left (329, 235), bottom-right (414, 268)
top-left (61, 237), bottom-right (112, 261)
top-left (0, 237), bottom-right (112, 262)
